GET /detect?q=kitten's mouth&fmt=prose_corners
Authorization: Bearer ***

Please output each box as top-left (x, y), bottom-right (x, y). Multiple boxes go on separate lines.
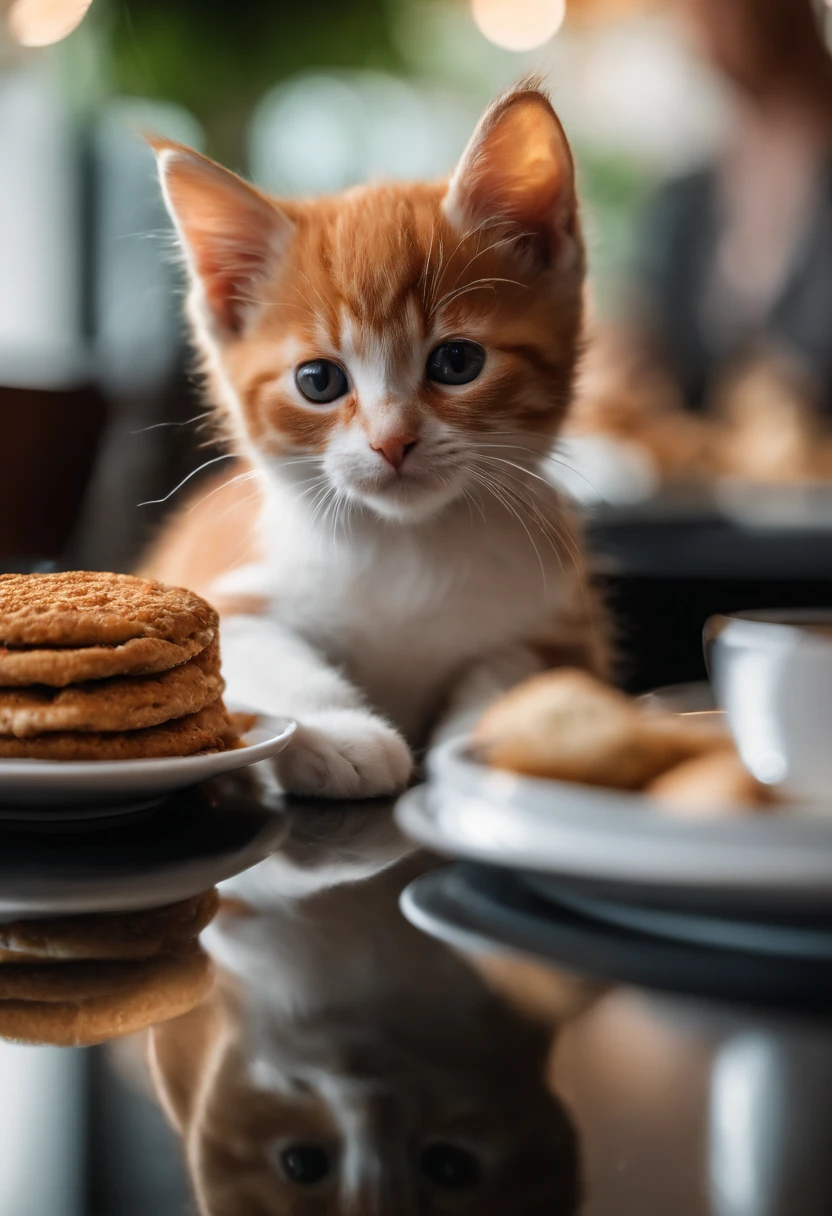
top-left (341, 465), bottom-right (464, 522)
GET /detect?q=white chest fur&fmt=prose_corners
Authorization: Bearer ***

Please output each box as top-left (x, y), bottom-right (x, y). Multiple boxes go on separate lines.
top-left (215, 478), bottom-right (580, 740)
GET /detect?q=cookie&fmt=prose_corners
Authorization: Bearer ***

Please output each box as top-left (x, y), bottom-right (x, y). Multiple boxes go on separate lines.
top-left (0, 628), bottom-right (215, 688)
top-left (647, 750), bottom-right (775, 816)
top-left (0, 639), bottom-right (223, 737)
top-left (474, 669), bottom-right (728, 790)
top-left (0, 699), bottom-right (232, 760)
top-left (0, 572), bottom-right (218, 648)
top-left (0, 890), bottom-right (219, 963)
top-left (0, 950), bottom-right (214, 1046)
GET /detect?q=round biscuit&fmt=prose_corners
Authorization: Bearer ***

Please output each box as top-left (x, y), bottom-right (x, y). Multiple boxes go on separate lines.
top-left (0, 640), bottom-right (222, 737)
top-left (0, 951), bottom-right (214, 1046)
top-left (0, 628), bottom-right (215, 688)
top-left (0, 890), bottom-right (220, 963)
top-left (0, 572), bottom-right (218, 647)
top-left (0, 699), bottom-right (232, 760)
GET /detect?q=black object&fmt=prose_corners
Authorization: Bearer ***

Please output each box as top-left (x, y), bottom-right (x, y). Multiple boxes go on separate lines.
top-left (0, 772), bottom-right (288, 915)
top-left (405, 864), bottom-right (832, 1013)
top-left (588, 514), bottom-right (832, 692)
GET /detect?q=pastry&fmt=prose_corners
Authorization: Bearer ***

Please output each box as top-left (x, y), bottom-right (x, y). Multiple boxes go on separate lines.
top-left (474, 669), bottom-right (727, 789)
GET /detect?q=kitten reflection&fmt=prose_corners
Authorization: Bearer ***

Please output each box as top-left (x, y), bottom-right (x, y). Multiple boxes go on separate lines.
top-left (149, 801), bottom-right (579, 1215)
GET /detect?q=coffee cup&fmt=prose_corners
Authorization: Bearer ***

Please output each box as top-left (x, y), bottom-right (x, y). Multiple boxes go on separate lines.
top-left (705, 611), bottom-right (832, 804)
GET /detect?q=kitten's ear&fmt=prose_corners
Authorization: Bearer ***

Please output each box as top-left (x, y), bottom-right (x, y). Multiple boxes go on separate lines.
top-left (149, 137), bottom-right (293, 336)
top-left (443, 87), bottom-right (577, 270)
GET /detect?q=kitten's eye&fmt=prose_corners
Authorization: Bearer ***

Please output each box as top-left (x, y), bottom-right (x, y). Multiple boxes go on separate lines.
top-left (420, 1144), bottom-right (481, 1189)
top-left (426, 341), bottom-right (485, 386)
top-left (295, 360), bottom-right (349, 404)
top-left (280, 1144), bottom-right (331, 1185)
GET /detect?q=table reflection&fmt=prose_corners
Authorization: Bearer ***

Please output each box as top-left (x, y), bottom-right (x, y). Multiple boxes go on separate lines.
top-left (148, 798), bottom-right (580, 1215)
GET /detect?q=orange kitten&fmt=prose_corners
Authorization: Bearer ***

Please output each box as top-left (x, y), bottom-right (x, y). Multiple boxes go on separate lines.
top-left (144, 83), bottom-right (606, 797)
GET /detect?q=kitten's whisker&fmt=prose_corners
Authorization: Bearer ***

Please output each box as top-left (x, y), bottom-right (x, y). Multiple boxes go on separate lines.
top-left (470, 454), bottom-right (583, 583)
top-left (430, 276), bottom-right (527, 318)
top-left (454, 228), bottom-right (534, 285)
top-left (131, 411), bottom-right (212, 435)
top-left (422, 221), bottom-right (436, 309)
top-left (443, 217), bottom-right (500, 289)
top-left (427, 234), bottom-right (445, 315)
top-left (186, 468), bottom-right (260, 514)
top-left (138, 453), bottom-right (235, 507)
top-left (295, 269), bottom-right (331, 329)
top-left (468, 462), bottom-right (549, 593)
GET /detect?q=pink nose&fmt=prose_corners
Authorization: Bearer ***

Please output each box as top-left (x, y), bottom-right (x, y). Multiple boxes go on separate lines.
top-left (371, 436), bottom-right (418, 471)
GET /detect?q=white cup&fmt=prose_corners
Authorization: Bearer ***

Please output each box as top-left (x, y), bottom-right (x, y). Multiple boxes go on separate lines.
top-left (705, 611), bottom-right (832, 804)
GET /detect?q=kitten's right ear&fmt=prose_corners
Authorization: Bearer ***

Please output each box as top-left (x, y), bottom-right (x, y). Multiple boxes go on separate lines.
top-left (443, 85), bottom-right (578, 272)
top-left (148, 137), bottom-right (293, 337)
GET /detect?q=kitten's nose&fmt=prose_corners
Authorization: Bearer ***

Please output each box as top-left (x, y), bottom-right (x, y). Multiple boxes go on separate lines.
top-left (372, 436), bottom-right (418, 471)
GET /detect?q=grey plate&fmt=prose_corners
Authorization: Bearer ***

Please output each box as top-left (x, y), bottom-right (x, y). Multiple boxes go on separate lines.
top-left (525, 878), bottom-right (832, 960)
top-left (402, 865), bottom-right (832, 1008)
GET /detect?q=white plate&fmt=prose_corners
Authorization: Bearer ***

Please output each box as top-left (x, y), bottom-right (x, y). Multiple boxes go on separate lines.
top-left (396, 738), bottom-right (832, 911)
top-left (0, 709), bottom-right (296, 808)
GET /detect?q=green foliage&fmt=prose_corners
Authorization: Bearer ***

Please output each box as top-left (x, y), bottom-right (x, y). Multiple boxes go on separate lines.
top-left (96, 0), bottom-right (405, 157)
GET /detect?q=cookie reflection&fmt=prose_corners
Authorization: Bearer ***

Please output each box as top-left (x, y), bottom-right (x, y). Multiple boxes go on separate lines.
top-left (0, 891), bottom-right (217, 1046)
top-left (149, 800), bottom-right (580, 1215)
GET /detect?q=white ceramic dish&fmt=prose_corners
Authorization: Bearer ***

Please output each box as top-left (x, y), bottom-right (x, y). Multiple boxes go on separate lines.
top-left (396, 733), bottom-right (832, 911)
top-left (0, 709), bottom-right (296, 808)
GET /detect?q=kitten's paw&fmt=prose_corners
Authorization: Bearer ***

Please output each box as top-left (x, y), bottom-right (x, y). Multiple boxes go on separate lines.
top-left (274, 709), bottom-right (413, 799)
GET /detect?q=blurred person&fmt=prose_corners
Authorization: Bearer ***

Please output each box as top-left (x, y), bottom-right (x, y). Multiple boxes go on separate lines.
top-left (628, 0), bottom-right (832, 416)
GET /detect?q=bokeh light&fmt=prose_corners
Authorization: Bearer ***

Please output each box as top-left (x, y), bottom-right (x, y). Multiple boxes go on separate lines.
top-left (471, 0), bottom-right (567, 52)
top-left (7, 0), bottom-right (93, 48)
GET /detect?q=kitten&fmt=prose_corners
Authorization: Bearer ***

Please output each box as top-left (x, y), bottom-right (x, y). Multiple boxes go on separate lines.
top-left (144, 82), bottom-right (607, 798)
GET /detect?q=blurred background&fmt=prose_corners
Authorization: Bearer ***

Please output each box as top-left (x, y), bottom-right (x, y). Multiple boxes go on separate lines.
top-left (2, 0), bottom-right (832, 671)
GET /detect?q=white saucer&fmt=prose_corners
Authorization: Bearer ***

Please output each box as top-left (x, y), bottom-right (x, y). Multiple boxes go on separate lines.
top-left (0, 709), bottom-right (296, 808)
top-left (396, 736), bottom-right (832, 912)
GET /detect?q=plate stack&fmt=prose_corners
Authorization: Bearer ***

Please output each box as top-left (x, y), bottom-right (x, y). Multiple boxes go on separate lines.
top-left (396, 703), bottom-right (832, 1011)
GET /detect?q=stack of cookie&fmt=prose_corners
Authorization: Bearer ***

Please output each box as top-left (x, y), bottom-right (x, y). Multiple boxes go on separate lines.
top-left (0, 891), bottom-right (218, 1046)
top-left (0, 572), bottom-right (235, 759)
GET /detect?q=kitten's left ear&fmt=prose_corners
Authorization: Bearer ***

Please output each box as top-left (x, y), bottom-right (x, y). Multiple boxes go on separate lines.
top-left (149, 136), bottom-right (293, 337)
top-left (443, 86), bottom-right (578, 270)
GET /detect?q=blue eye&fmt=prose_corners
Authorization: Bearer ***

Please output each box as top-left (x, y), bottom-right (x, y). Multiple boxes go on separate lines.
top-left (427, 341), bottom-right (486, 385)
top-left (295, 360), bottom-right (349, 404)
top-left (280, 1145), bottom-right (330, 1184)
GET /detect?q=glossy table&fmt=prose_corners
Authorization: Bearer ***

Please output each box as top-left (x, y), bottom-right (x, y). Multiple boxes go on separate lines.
top-left (2, 782), bottom-right (831, 1216)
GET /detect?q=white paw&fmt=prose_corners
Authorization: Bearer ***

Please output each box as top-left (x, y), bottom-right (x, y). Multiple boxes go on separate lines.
top-left (274, 709), bottom-right (413, 799)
